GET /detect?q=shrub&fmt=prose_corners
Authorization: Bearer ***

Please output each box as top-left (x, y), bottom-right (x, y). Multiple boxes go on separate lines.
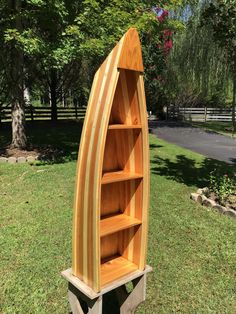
top-left (209, 170), bottom-right (236, 202)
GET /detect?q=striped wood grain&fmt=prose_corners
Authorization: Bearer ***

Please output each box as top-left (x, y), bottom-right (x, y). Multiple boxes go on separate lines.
top-left (72, 28), bottom-right (149, 292)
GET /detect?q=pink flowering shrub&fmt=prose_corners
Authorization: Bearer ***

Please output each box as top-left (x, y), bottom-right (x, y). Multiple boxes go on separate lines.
top-left (152, 7), bottom-right (174, 55)
top-left (143, 5), bottom-right (175, 112)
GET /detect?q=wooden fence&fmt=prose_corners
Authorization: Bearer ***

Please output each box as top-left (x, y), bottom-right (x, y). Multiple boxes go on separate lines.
top-left (167, 107), bottom-right (233, 122)
top-left (0, 106), bottom-right (87, 123)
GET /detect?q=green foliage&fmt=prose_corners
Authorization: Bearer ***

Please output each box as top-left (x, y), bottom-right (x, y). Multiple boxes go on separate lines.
top-left (201, 0), bottom-right (236, 68)
top-left (0, 0), bottom-right (186, 121)
top-left (209, 169), bottom-right (236, 202)
top-left (201, 0), bottom-right (236, 132)
top-left (166, 3), bottom-right (232, 108)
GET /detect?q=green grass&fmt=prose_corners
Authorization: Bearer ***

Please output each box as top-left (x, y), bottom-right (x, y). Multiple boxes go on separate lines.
top-left (1, 122), bottom-right (236, 313)
top-left (0, 121), bottom-right (82, 162)
top-left (191, 121), bottom-right (236, 138)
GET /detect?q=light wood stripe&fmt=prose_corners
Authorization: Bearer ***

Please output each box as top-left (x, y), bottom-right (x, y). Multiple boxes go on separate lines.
top-left (72, 69), bottom-right (101, 276)
top-left (91, 40), bottom-right (124, 290)
top-left (81, 67), bottom-right (104, 283)
top-left (82, 53), bottom-right (114, 285)
top-left (78, 39), bottom-right (125, 291)
top-left (136, 74), bottom-right (149, 269)
top-left (72, 28), bottom-right (149, 292)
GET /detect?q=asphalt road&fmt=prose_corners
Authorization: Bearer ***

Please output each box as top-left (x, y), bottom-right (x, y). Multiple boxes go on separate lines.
top-left (149, 121), bottom-right (236, 165)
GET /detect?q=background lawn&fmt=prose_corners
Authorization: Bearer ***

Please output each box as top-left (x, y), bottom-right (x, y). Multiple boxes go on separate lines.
top-left (0, 122), bottom-right (236, 313)
top-left (191, 121), bottom-right (236, 138)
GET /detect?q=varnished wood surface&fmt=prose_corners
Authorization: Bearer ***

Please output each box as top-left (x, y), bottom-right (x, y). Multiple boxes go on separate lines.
top-left (72, 28), bottom-right (149, 292)
top-left (101, 256), bottom-right (138, 287)
top-left (118, 28), bottom-right (144, 72)
top-left (101, 180), bottom-right (142, 218)
top-left (108, 124), bottom-right (142, 129)
top-left (101, 171), bottom-right (143, 185)
top-left (62, 266), bottom-right (152, 300)
top-left (100, 214), bottom-right (141, 237)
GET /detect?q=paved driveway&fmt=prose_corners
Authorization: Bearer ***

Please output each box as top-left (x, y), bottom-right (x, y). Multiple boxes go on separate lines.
top-left (149, 121), bottom-right (236, 165)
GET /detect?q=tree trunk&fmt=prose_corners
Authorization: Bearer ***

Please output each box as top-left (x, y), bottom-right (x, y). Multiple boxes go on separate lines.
top-left (24, 86), bottom-right (31, 106)
top-left (50, 69), bottom-right (58, 121)
top-left (10, 0), bottom-right (27, 149)
top-left (11, 98), bottom-right (27, 148)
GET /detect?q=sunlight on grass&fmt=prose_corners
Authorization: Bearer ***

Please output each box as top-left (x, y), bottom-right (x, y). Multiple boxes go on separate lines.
top-left (192, 121), bottom-right (236, 138)
top-left (1, 131), bottom-right (236, 313)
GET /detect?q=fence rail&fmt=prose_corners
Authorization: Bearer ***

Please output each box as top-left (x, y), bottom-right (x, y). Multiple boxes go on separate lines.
top-left (0, 106), bottom-right (87, 122)
top-left (167, 107), bottom-right (233, 122)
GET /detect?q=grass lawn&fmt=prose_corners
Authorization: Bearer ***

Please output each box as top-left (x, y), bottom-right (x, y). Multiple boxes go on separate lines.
top-left (191, 121), bottom-right (236, 138)
top-left (1, 122), bottom-right (236, 313)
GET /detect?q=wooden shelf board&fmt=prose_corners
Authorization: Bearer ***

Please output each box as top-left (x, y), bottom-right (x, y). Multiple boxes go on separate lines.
top-left (100, 214), bottom-right (141, 237)
top-left (101, 256), bottom-right (138, 287)
top-left (108, 124), bottom-right (142, 130)
top-left (101, 171), bottom-right (143, 185)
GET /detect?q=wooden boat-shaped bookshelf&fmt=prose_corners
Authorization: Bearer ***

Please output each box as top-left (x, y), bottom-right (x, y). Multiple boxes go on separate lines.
top-left (72, 28), bottom-right (149, 293)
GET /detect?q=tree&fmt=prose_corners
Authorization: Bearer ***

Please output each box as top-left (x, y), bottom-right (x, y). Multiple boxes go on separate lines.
top-left (0, 0), bottom-right (183, 148)
top-left (1, 1), bottom-right (86, 146)
top-left (163, 2), bottom-right (232, 111)
top-left (0, 0), bottom-right (27, 148)
top-left (28, 0), bottom-right (185, 115)
top-left (201, 0), bottom-right (236, 132)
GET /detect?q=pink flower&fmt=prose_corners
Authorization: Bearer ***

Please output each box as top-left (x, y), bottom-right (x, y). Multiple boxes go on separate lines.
top-left (157, 15), bottom-right (164, 22)
top-left (163, 29), bottom-right (173, 37)
top-left (152, 7), bottom-right (169, 23)
top-left (162, 10), bottom-right (169, 17)
top-left (164, 39), bottom-right (173, 49)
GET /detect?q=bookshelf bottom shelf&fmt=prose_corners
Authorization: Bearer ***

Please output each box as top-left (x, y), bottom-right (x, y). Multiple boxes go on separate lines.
top-left (101, 256), bottom-right (138, 287)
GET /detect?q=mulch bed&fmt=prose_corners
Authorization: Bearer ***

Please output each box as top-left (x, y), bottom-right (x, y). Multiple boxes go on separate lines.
top-left (0, 145), bottom-right (65, 161)
top-left (208, 191), bottom-right (236, 211)
top-left (191, 188), bottom-right (236, 219)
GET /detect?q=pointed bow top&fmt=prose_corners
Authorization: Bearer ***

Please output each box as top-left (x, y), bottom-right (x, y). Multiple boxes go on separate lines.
top-left (118, 28), bottom-right (144, 72)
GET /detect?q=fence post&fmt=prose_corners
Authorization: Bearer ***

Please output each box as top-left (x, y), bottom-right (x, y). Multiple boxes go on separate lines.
top-left (75, 103), bottom-right (78, 120)
top-left (204, 107), bottom-right (207, 122)
top-left (30, 105), bottom-right (34, 122)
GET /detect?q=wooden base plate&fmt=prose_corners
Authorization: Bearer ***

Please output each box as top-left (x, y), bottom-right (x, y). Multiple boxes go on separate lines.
top-left (61, 265), bottom-right (152, 300)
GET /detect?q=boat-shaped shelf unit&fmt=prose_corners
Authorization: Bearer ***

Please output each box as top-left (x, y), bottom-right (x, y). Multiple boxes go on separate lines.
top-left (72, 28), bottom-right (149, 293)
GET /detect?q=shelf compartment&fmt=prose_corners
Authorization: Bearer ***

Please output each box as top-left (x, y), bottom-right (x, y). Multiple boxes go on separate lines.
top-left (100, 213), bottom-right (141, 237)
top-left (101, 171), bottom-right (142, 185)
top-left (108, 124), bottom-right (142, 130)
top-left (109, 69), bottom-right (141, 125)
top-left (100, 226), bottom-right (142, 285)
top-left (101, 180), bottom-right (143, 218)
top-left (102, 129), bottom-right (143, 174)
top-left (101, 255), bottom-right (138, 287)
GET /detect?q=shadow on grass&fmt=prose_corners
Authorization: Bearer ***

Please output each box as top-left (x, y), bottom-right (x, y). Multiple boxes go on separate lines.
top-left (151, 154), bottom-right (236, 187)
top-left (0, 120), bottom-right (83, 164)
top-left (149, 143), bottom-right (163, 150)
top-left (230, 158), bottom-right (236, 164)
